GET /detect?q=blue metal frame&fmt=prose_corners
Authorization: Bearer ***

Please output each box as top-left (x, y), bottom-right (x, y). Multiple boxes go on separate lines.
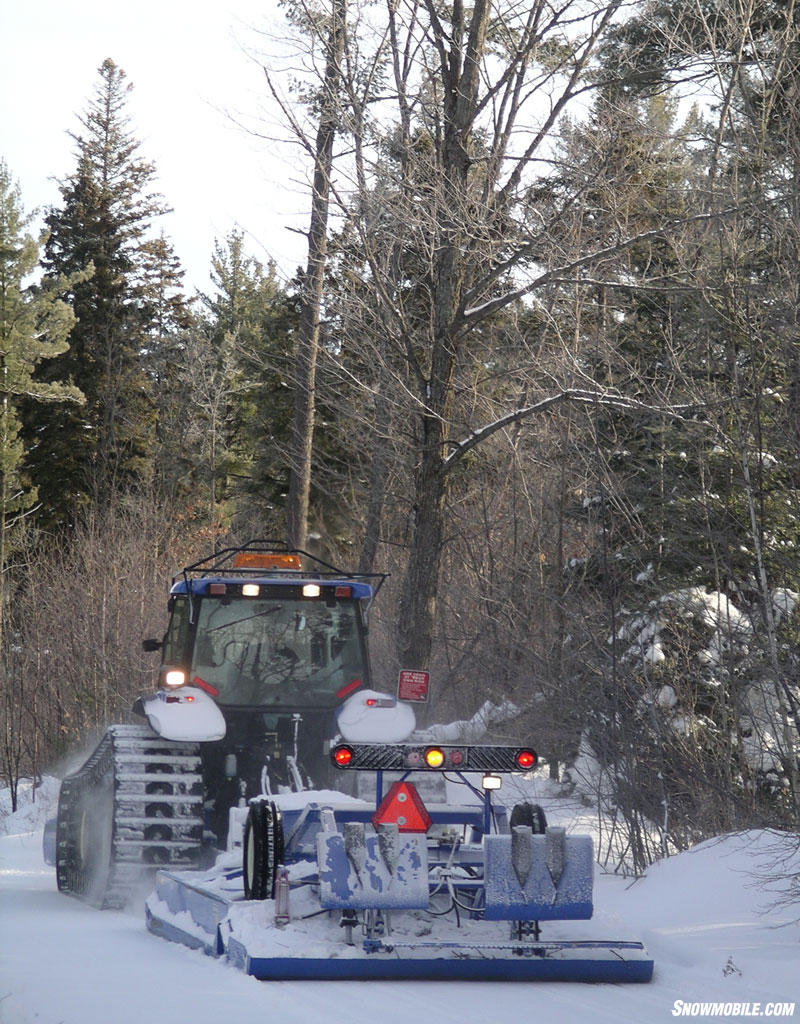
top-left (143, 741), bottom-right (654, 983)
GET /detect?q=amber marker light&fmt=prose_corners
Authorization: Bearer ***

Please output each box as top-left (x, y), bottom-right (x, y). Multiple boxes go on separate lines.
top-left (424, 747), bottom-right (446, 769)
top-left (233, 552), bottom-right (301, 570)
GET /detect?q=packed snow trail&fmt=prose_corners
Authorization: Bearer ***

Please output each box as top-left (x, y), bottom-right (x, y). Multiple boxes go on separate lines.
top-left (0, 830), bottom-right (650, 1024)
top-left (1, 781), bottom-right (799, 1024)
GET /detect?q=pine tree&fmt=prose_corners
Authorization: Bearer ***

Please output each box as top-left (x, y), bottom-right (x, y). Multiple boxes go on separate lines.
top-left (548, 65), bottom-right (800, 836)
top-left (0, 162), bottom-right (85, 643)
top-left (26, 58), bottom-right (179, 524)
top-left (198, 231), bottom-right (296, 532)
top-left (152, 232), bottom-right (296, 531)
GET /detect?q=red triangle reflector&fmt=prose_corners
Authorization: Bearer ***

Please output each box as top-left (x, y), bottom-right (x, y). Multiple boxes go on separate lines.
top-left (372, 781), bottom-right (432, 833)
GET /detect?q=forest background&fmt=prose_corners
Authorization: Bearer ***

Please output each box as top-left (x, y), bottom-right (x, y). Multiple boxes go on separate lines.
top-left (1, 0), bottom-right (799, 876)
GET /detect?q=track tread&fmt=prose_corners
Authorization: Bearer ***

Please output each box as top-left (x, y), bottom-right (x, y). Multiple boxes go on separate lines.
top-left (56, 723), bottom-right (204, 908)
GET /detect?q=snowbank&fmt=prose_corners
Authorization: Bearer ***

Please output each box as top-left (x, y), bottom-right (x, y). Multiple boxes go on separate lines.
top-left (0, 777), bottom-right (60, 836)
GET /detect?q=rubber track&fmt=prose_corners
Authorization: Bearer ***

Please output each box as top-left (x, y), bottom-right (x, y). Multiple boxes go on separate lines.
top-left (56, 724), bottom-right (204, 908)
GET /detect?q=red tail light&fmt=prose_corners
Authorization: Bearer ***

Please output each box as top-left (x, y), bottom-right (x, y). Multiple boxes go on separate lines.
top-left (332, 745), bottom-right (354, 767)
top-left (515, 749), bottom-right (537, 770)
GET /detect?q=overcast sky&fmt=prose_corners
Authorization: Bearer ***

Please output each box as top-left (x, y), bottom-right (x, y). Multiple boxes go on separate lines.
top-left (1, 0), bottom-right (310, 293)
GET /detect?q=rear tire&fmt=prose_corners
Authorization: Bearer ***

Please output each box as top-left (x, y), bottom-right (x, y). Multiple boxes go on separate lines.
top-left (510, 801), bottom-right (547, 834)
top-left (242, 799), bottom-right (284, 900)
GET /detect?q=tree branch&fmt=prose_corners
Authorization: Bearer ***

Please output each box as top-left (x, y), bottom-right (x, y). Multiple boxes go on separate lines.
top-left (444, 388), bottom-right (701, 469)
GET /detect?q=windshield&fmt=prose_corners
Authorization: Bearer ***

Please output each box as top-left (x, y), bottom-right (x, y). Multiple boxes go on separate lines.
top-left (188, 595), bottom-right (367, 707)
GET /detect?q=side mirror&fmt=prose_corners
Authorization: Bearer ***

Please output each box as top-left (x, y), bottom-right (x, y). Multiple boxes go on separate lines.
top-left (142, 638), bottom-right (162, 653)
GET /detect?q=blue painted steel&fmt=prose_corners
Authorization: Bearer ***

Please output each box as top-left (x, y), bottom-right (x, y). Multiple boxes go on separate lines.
top-left (146, 903), bottom-right (222, 957)
top-left (147, 869), bottom-right (232, 956)
top-left (317, 830), bottom-right (429, 909)
top-left (147, 886), bottom-right (654, 983)
top-left (484, 833), bottom-right (594, 921)
top-left (281, 802), bottom-right (493, 861)
top-left (143, 763), bottom-right (654, 982)
top-left (228, 941), bottom-right (654, 982)
top-left (171, 577), bottom-right (375, 599)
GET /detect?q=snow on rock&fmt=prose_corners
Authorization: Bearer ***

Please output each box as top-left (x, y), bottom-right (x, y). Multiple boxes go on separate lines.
top-left (564, 731), bottom-right (610, 804)
top-left (772, 587), bottom-right (799, 626)
top-left (656, 684), bottom-right (678, 709)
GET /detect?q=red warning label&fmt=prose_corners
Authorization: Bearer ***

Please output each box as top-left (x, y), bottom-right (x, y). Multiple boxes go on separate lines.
top-left (398, 669), bottom-right (430, 702)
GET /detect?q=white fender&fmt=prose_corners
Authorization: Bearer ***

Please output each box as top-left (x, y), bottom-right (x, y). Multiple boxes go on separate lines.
top-left (140, 686), bottom-right (226, 742)
top-left (336, 689), bottom-right (416, 743)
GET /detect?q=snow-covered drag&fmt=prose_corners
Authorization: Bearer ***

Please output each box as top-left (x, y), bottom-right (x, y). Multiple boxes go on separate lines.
top-left (1, 777), bottom-right (798, 1024)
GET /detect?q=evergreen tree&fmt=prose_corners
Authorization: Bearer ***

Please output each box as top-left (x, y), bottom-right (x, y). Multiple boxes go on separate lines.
top-left (142, 234), bottom-right (197, 513)
top-left (0, 162), bottom-right (85, 643)
top-left (158, 232), bottom-right (296, 532)
top-left (548, 71), bottom-right (800, 836)
top-left (26, 58), bottom-right (182, 524)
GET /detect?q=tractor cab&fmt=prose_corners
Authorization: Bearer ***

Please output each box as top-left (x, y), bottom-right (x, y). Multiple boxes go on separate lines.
top-left (143, 542), bottom-right (387, 845)
top-left (160, 570), bottom-right (375, 712)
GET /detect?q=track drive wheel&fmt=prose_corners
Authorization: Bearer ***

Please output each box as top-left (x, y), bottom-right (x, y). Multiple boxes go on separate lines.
top-left (510, 801), bottom-right (548, 834)
top-left (243, 798), bottom-right (285, 900)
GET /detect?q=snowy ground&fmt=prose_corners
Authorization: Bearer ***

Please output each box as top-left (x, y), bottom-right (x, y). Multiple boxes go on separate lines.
top-left (1, 776), bottom-right (798, 1024)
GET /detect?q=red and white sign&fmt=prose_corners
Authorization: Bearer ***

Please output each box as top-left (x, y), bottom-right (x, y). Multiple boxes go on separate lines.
top-left (398, 669), bottom-right (429, 702)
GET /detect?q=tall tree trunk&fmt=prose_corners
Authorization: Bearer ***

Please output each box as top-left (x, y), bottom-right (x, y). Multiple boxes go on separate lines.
top-left (397, 411), bottom-right (449, 669)
top-left (286, 0), bottom-right (345, 550)
top-left (395, 0), bottom-right (490, 668)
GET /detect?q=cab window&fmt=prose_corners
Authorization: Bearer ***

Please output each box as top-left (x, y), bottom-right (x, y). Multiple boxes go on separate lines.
top-left (189, 595), bottom-right (367, 707)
